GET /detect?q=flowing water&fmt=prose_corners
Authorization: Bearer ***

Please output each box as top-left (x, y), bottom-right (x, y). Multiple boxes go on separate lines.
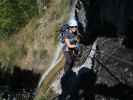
top-left (37, 42), bottom-right (63, 88)
top-left (37, 0), bottom-right (79, 90)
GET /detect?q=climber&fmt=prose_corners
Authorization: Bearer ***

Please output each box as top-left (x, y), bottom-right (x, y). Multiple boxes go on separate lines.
top-left (61, 17), bottom-right (81, 73)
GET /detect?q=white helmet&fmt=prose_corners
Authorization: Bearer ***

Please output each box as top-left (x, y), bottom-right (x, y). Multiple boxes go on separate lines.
top-left (68, 18), bottom-right (78, 27)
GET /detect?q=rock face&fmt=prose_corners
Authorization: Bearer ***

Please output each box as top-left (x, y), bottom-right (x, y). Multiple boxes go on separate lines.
top-left (76, 0), bottom-right (133, 48)
top-left (53, 38), bottom-right (133, 100)
top-left (94, 38), bottom-right (133, 100)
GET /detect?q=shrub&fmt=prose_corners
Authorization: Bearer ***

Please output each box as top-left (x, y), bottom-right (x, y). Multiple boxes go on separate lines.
top-left (0, 0), bottom-right (38, 39)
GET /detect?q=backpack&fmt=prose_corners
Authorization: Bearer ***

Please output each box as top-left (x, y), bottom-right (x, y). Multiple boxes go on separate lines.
top-left (59, 24), bottom-right (69, 43)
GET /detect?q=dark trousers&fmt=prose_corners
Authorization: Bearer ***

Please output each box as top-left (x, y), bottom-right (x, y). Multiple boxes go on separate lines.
top-left (64, 51), bottom-right (76, 72)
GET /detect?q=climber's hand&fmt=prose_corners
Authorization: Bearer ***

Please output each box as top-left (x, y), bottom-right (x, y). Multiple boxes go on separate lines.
top-left (76, 43), bottom-right (80, 50)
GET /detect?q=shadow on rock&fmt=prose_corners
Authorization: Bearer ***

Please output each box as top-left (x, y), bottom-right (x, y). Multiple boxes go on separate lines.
top-left (57, 67), bottom-right (133, 100)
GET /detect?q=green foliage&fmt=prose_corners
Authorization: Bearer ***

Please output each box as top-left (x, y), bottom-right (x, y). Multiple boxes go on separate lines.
top-left (0, 0), bottom-right (38, 39)
top-left (0, 39), bottom-right (26, 72)
top-left (0, 46), bottom-right (16, 70)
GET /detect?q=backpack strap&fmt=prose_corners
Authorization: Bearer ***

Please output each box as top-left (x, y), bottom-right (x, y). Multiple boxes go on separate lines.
top-left (60, 24), bottom-right (69, 43)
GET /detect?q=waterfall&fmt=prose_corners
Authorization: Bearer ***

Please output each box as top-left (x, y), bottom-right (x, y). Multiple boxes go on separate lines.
top-left (70, 0), bottom-right (78, 17)
top-left (37, 0), bottom-right (79, 89)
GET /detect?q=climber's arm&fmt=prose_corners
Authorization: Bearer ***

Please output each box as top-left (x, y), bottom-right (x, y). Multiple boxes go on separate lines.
top-left (64, 37), bottom-right (76, 49)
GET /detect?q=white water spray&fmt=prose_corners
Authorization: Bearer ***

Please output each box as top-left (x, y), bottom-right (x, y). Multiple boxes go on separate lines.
top-left (37, 42), bottom-right (63, 88)
top-left (70, 0), bottom-right (78, 17)
top-left (81, 40), bottom-right (97, 68)
top-left (72, 40), bottom-right (98, 74)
